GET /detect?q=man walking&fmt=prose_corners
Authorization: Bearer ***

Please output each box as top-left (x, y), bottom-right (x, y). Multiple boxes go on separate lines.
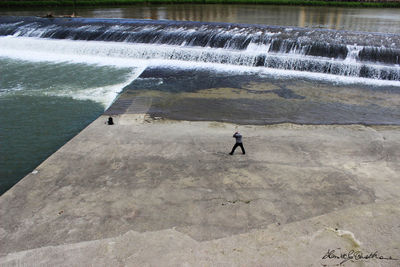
top-left (229, 131), bottom-right (245, 155)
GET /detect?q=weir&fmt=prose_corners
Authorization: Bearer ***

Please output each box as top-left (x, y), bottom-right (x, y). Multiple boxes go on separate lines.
top-left (0, 16), bottom-right (400, 81)
top-left (1, 14), bottom-right (400, 265)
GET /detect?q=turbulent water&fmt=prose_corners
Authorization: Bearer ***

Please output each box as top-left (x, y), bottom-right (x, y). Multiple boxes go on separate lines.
top-left (0, 16), bottom-right (400, 194)
top-left (1, 17), bottom-right (400, 81)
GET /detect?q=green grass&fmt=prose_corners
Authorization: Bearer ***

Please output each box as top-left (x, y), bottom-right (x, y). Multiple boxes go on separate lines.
top-left (1, 0), bottom-right (400, 8)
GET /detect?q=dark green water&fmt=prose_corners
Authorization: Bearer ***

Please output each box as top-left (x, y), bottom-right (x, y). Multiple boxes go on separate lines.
top-left (0, 96), bottom-right (103, 194)
top-left (0, 58), bottom-right (138, 194)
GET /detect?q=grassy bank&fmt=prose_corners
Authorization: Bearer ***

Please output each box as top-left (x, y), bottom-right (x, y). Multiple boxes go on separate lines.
top-left (1, 0), bottom-right (400, 8)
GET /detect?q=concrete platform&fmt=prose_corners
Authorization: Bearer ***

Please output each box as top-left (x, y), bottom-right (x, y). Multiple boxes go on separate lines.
top-left (1, 113), bottom-right (400, 266)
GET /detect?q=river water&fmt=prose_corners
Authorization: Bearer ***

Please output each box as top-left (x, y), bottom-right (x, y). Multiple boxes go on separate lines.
top-left (1, 4), bottom-right (400, 33)
top-left (0, 5), bottom-right (399, 194)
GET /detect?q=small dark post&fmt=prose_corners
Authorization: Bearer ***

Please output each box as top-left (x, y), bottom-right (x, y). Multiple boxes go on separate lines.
top-left (107, 117), bottom-right (114, 125)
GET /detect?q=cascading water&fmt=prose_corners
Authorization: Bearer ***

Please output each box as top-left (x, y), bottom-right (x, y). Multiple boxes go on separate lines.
top-left (1, 16), bottom-right (399, 82)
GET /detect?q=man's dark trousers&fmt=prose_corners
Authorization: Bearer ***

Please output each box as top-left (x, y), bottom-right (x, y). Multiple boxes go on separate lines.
top-left (230, 143), bottom-right (245, 155)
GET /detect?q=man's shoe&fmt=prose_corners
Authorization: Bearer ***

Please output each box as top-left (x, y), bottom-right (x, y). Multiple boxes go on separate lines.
top-left (229, 152), bottom-right (233, 155)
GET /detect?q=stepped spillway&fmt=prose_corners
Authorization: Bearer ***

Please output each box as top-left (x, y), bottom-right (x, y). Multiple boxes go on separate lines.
top-left (1, 16), bottom-right (399, 81)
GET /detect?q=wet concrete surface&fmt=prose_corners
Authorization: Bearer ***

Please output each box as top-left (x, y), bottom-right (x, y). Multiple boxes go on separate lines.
top-left (117, 67), bottom-right (400, 125)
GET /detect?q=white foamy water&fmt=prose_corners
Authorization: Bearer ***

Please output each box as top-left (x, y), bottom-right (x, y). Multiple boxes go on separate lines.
top-left (46, 67), bottom-right (145, 109)
top-left (147, 59), bottom-right (400, 88)
top-left (1, 36), bottom-right (400, 88)
top-left (0, 37), bottom-right (148, 108)
top-left (0, 36), bottom-right (149, 68)
top-left (0, 67), bottom-right (145, 109)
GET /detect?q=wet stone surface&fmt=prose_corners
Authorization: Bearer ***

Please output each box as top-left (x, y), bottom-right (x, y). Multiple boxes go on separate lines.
top-left (117, 67), bottom-right (400, 125)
